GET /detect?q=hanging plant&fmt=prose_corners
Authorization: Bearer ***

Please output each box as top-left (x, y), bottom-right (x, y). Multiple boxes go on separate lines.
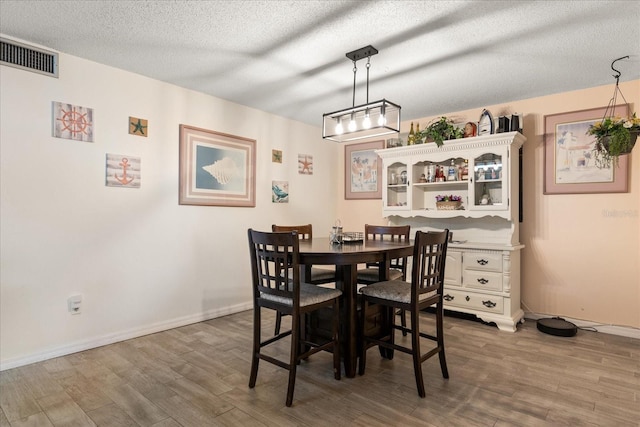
top-left (587, 55), bottom-right (639, 168)
top-left (587, 114), bottom-right (639, 167)
top-left (417, 117), bottom-right (463, 147)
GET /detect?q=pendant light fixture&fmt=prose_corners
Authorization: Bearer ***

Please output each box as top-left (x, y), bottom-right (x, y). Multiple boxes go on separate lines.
top-left (322, 45), bottom-right (401, 142)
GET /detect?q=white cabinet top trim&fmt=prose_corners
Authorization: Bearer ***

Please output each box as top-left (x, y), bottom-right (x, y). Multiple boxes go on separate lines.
top-left (376, 131), bottom-right (525, 159)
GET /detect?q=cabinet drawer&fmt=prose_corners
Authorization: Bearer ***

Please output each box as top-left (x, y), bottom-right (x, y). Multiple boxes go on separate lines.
top-left (463, 270), bottom-right (502, 291)
top-left (442, 288), bottom-right (504, 314)
top-left (463, 252), bottom-right (502, 272)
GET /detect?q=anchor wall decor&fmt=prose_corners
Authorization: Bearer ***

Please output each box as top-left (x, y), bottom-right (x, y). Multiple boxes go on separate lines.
top-left (106, 153), bottom-right (141, 188)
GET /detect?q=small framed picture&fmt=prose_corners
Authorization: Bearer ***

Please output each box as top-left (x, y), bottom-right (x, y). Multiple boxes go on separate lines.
top-left (345, 140), bottom-right (383, 199)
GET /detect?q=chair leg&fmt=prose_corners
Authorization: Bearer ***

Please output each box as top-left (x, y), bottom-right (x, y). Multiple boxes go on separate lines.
top-left (286, 312), bottom-right (300, 407)
top-left (358, 300), bottom-right (368, 376)
top-left (274, 311), bottom-right (283, 335)
top-left (400, 309), bottom-right (407, 336)
top-left (436, 302), bottom-right (449, 379)
top-left (332, 298), bottom-right (341, 380)
top-left (387, 306), bottom-right (396, 360)
top-left (411, 309), bottom-right (426, 398)
top-left (249, 306), bottom-right (261, 388)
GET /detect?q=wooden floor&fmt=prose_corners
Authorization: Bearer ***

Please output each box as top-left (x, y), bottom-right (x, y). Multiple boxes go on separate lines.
top-left (1, 310), bottom-right (639, 427)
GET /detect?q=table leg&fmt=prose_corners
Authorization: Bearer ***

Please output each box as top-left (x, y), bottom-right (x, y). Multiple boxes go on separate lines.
top-left (300, 265), bottom-right (312, 283)
top-left (336, 264), bottom-right (358, 378)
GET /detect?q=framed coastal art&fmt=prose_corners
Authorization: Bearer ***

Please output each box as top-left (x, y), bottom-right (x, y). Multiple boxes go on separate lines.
top-left (106, 154), bottom-right (141, 188)
top-left (52, 101), bottom-right (94, 142)
top-left (345, 140), bottom-right (383, 199)
top-left (544, 106), bottom-right (628, 194)
top-left (179, 125), bottom-right (256, 206)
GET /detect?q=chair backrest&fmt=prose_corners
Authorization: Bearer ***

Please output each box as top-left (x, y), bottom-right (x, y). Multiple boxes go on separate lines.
top-left (248, 229), bottom-right (300, 304)
top-left (272, 224), bottom-right (312, 240)
top-left (364, 224), bottom-right (411, 275)
top-left (410, 230), bottom-right (449, 304)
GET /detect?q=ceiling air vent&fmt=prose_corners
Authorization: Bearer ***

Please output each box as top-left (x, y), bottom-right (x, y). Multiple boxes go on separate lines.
top-left (0, 37), bottom-right (58, 78)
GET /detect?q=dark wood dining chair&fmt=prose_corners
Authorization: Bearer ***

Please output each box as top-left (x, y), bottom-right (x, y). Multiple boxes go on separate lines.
top-left (358, 229), bottom-right (450, 398)
top-left (357, 224), bottom-right (411, 334)
top-left (272, 224), bottom-right (336, 334)
top-left (357, 224), bottom-right (411, 284)
top-left (247, 229), bottom-right (341, 407)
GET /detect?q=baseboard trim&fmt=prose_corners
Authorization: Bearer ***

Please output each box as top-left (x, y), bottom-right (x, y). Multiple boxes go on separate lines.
top-left (524, 312), bottom-right (640, 340)
top-left (0, 302), bottom-right (253, 371)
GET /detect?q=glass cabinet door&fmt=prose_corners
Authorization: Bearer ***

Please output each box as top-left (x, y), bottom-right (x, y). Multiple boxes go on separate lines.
top-left (384, 160), bottom-right (409, 210)
top-left (469, 150), bottom-right (508, 210)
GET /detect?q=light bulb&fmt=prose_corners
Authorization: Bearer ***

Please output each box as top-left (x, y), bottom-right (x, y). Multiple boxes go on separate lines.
top-left (348, 118), bottom-right (357, 132)
top-left (363, 111), bottom-right (371, 129)
top-left (335, 119), bottom-right (343, 135)
top-left (378, 105), bottom-right (386, 126)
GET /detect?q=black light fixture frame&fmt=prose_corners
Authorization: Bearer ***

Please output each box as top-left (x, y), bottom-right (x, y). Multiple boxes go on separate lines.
top-left (322, 45), bottom-right (401, 142)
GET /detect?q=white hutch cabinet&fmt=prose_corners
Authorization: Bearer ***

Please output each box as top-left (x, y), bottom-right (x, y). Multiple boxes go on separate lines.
top-left (376, 132), bottom-right (525, 332)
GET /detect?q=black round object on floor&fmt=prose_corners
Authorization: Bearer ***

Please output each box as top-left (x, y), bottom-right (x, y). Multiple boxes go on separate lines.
top-left (537, 317), bottom-right (577, 337)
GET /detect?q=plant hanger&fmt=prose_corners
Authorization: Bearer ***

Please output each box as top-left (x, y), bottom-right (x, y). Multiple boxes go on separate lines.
top-left (602, 55), bottom-right (631, 121)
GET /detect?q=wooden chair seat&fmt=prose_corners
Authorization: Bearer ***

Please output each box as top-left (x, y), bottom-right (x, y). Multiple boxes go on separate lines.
top-left (356, 267), bottom-right (404, 283)
top-left (309, 267), bottom-right (337, 283)
top-left (360, 280), bottom-right (437, 304)
top-left (262, 281), bottom-right (342, 307)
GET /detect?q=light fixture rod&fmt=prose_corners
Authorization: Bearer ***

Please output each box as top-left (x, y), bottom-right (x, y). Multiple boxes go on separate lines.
top-left (366, 56), bottom-right (370, 104)
top-left (352, 61), bottom-right (357, 108)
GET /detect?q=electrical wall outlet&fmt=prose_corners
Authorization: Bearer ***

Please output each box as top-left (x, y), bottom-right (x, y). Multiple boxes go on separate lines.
top-left (68, 294), bottom-right (82, 315)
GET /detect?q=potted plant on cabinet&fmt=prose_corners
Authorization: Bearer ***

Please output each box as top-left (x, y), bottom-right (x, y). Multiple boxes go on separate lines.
top-left (417, 117), bottom-right (464, 147)
top-left (587, 112), bottom-right (640, 168)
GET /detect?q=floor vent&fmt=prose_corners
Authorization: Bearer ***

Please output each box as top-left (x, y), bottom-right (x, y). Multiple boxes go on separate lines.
top-left (0, 37), bottom-right (58, 78)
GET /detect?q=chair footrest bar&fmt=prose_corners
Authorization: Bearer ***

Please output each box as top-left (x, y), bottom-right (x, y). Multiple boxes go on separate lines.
top-left (365, 336), bottom-right (413, 356)
top-left (259, 354), bottom-right (291, 370)
top-left (300, 341), bottom-right (334, 359)
top-left (419, 346), bottom-right (441, 363)
top-left (260, 330), bottom-right (292, 347)
top-left (418, 332), bottom-right (437, 341)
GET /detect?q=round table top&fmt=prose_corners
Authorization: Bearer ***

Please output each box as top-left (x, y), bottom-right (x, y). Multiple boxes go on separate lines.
top-left (298, 237), bottom-right (413, 265)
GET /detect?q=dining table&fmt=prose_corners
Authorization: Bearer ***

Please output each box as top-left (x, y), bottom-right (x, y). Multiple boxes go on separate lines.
top-left (297, 237), bottom-right (414, 378)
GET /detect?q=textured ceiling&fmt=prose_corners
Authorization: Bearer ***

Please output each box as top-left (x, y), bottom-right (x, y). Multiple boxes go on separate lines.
top-left (1, 0), bottom-right (639, 128)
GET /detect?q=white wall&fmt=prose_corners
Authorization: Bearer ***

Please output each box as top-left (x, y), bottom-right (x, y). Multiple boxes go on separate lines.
top-left (0, 47), bottom-right (338, 369)
top-left (338, 81), bottom-right (640, 332)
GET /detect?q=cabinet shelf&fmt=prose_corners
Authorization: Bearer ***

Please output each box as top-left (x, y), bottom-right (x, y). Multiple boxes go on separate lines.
top-left (473, 178), bottom-right (502, 183)
top-left (413, 181), bottom-right (467, 188)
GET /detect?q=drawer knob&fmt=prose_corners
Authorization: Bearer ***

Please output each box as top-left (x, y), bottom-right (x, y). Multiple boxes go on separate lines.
top-left (443, 294), bottom-right (454, 301)
top-left (477, 278), bottom-right (489, 285)
top-left (477, 259), bottom-right (489, 265)
top-left (482, 300), bottom-right (496, 308)
top-left (465, 296), bottom-right (470, 302)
